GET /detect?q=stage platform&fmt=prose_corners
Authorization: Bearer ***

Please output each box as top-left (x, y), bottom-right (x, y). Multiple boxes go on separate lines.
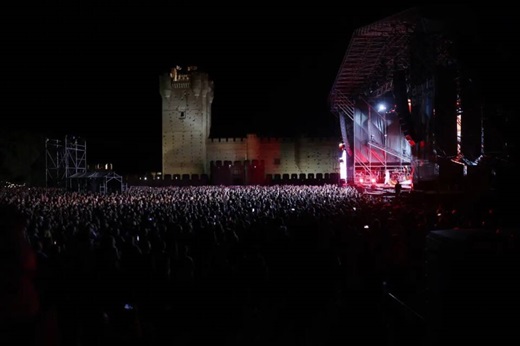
top-left (352, 181), bottom-right (412, 198)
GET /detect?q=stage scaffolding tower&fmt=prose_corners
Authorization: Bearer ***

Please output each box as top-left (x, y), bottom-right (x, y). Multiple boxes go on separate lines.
top-left (45, 135), bottom-right (87, 188)
top-left (329, 8), bottom-right (417, 184)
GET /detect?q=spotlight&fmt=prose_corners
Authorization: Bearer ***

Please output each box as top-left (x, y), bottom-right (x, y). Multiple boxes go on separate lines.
top-left (377, 103), bottom-right (387, 112)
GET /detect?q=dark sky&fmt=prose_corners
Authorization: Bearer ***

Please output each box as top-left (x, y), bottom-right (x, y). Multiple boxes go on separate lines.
top-left (2, 3), bottom-right (514, 175)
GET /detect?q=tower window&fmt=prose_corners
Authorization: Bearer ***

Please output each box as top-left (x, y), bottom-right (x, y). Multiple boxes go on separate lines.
top-left (180, 111), bottom-right (185, 119)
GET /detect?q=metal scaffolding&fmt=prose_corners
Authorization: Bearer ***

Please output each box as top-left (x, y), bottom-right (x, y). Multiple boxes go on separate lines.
top-left (45, 138), bottom-right (66, 188)
top-left (45, 135), bottom-right (87, 188)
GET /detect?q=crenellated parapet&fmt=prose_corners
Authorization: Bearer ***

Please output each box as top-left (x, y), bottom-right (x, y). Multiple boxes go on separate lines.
top-left (208, 135), bottom-right (338, 144)
top-left (160, 66), bottom-right (213, 99)
top-left (209, 137), bottom-right (246, 143)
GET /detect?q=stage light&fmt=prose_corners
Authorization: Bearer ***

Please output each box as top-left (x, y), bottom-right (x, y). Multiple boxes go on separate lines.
top-left (377, 103), bottom-right (387, 112)
top-left (339, 150), bottom-right (347, 181)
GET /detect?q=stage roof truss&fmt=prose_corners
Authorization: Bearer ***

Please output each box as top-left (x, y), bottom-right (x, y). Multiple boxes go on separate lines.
top-left (330, 8), bottom-right (419, 106)
top-left (69, 171), bottom-right (122, 180)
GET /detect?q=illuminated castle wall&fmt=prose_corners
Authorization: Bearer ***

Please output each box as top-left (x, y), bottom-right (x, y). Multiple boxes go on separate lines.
top-left (206, 135), bottom-right (338, 175)
top-left (160, 66), bottom-right (339, 181)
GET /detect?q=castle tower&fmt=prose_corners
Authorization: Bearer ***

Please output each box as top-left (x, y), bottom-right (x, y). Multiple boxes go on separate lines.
top-left (160, 66), bottom-right (214, 176)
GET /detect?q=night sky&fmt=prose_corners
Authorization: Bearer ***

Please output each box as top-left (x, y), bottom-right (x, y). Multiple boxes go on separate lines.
top-left (2, 3), bottom-right (515, 175)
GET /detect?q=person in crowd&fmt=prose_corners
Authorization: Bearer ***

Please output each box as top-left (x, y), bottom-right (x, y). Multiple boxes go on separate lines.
top-left (0, 204), bottom-right (40, 345)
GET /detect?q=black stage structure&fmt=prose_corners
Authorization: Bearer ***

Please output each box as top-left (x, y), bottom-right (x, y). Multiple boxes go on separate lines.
top-left (69, 170), bottom-right (124, 194)
top-left (329, 7), bottom-right (487, 191)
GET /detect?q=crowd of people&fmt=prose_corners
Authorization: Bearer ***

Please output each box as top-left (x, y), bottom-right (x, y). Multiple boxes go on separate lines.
top-left (0, 184), bottom-right (513, 345)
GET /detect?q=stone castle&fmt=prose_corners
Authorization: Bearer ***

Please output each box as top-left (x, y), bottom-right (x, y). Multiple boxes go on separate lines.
top-left (160, 66), bottom-right (340, 185)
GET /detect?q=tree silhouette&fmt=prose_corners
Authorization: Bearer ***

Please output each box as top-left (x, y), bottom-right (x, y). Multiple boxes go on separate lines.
top-left (0, 129), bottom-right (45, 186)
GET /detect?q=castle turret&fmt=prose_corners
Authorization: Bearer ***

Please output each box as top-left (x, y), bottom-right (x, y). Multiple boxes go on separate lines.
top-left (160, 66), bottom-right (214, 176)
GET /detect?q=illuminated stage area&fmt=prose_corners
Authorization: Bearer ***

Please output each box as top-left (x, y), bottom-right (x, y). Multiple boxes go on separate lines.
top-left (352, 179), bottom-right (412, 198)
top-left (330, 7), bottom-right (491, 192)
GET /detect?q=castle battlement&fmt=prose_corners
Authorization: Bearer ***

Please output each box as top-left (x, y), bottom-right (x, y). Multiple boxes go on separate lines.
top-left (207, 135), bottom-right (338, 144)
top-left (169, 66), bottom-right (195, 81)
top-left (256, 136), bottom-right (337, 143)
top-left (209, 137), bottom-right (246, 143)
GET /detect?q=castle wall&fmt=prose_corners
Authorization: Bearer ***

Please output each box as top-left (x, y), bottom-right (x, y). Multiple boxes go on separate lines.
top-left (207, 134), bottom-right (340, 177)
top-left (207, 137), bottom-right (247, 162)
top-left (258, 136), bottom-right (339, 175)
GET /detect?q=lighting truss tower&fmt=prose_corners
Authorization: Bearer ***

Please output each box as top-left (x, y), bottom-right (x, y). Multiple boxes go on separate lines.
top-left (45, 135), bottom-right (87, 188)
top-left (64, 135), bottom-right (87, 188)
top-left (45, 138), bottom-right (66, 188)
